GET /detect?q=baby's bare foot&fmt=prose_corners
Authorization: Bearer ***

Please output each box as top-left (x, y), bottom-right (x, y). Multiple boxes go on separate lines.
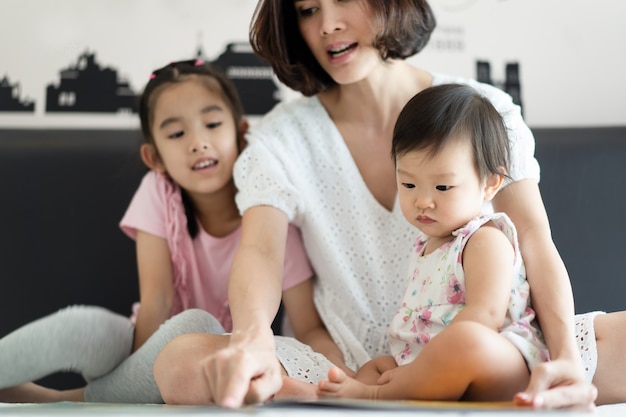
top-left (274, 377), bottom-right (318, 401)
top-left (318, 367), bottom-right (376, 400)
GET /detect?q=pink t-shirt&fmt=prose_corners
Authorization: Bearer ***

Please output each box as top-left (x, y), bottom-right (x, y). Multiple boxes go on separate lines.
top-left (120, 171), bottom-right (312, 332)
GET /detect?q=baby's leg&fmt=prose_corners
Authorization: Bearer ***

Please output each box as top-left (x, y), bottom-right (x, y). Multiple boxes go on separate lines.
top-left (319, 322), bottom-right (529, 401)
top-left (318, 356), bottom-right (397, 399)
top-left (85, 309), bottom-right (224, 403)
top-left (0, 305), bottom-right (133, 400)
top-left (588, 311), bottom-right (626, 405)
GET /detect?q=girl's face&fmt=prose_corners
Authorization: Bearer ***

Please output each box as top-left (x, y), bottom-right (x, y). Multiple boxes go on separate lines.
top-left (295, 0), bottom-right (382, 85)
top-left (147, 79), bottom-right (240, 198)
top-left (396, 136), bottom-right (501, 241)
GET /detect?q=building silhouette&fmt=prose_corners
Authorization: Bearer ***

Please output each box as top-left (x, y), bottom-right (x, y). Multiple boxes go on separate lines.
top-left (209, 42), bottom-right (281, 116)
top-left (46, 52), bottom-right (137, 113)
top-left (0, 76), bottom-right (35, 112)
top-left (476, 60), bottom-right (523, 114)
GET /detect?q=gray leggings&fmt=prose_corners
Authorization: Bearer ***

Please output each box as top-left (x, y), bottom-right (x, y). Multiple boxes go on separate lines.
top-left (0, 306), bottom-right (224, 403)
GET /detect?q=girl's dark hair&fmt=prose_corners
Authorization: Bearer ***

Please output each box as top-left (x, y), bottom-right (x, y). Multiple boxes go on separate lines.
top-left (137, 60), bottom-right (245, 237)
top-left (250, 0), bottom-right (436, 96)
top-left (392, 83), bottom-right (511, 182)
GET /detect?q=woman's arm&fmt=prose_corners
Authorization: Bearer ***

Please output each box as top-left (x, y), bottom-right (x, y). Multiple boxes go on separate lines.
top-left (493, 179), bottom-right (595, 409)
top-left (494, 180), bottom-right (578, 363)
top-left (210, 205), bottom-right (290, 407)
top-left (132, 230), bottom-right (174, 351)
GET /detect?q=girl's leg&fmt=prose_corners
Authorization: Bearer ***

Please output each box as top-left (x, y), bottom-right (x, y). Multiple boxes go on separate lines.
top-left (153, 332), bottom-right (231, 404)
top-left (84, 309), bottom-right (224, 403)
top-left (0, 305), bottom-right (133, 402)
top-left (319, 321), bottom-right (529, 401)
top-left (588, 311), bottom-right (626, 405)
top-left (0, 384), bottom-right (84, 403)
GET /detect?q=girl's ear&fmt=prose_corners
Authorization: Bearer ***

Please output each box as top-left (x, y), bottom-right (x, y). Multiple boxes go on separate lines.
top-left (140, 144), bottom-right (166, 173)
top-left (237, 119), bottom-right (249, 152)
top-left (483, 167), bottom-right (506, 201)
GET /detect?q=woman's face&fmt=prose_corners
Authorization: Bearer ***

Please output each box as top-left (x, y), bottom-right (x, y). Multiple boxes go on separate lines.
top-left (294, 0), bottom-right (382, 85)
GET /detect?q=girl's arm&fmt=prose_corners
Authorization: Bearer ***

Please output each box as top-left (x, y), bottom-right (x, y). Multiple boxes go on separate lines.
top-left (132, 230), bottom-right (174, 351)
top-left (493, 179), bottom-right (592, 408)
top-left (282, 279), bottom-right (354, 376)
top-left (451, 224), bottom-right (514, 329)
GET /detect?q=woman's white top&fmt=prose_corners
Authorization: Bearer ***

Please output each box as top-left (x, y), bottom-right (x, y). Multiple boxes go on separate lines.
top-left (234, 73), bottom-right (540, 370)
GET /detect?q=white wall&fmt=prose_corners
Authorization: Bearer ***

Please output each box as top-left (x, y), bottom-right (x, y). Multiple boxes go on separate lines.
top-left (1, 0), bottom-right (624, 128)
top-left (420, 0), bottom-right (626, 127)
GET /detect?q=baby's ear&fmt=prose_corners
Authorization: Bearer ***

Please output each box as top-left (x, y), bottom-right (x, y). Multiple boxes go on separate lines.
top-left (484, 167), bottom-right (506, 201)
top-left (140, 144), bottom-right (166, 173)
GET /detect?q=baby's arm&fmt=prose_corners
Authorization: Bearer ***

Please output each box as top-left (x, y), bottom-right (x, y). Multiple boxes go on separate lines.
top-left (132, 230), bottom-right (175, 350)
top-left (451, 223), bottom-right (514, 329)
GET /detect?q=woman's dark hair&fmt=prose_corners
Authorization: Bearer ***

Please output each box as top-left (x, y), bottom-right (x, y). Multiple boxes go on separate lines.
top-left (392, 83), bottom-right (511, 182)
top-left (137, 60), bottom-right (245, 237)
top-left (250, 0), bottom-right (436, 96)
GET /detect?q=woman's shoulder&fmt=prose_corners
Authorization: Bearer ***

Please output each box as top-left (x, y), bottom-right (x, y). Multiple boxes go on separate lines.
top-left (431, 73), bottom-right (515, 108)
top-left (259, 95), bottom-right (321, 123)
top-left (248, 95), bottom-right (329, 143)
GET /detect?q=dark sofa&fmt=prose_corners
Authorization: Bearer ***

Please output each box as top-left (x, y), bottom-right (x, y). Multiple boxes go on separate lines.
top-left (0, 126), bottom-right (624, 389)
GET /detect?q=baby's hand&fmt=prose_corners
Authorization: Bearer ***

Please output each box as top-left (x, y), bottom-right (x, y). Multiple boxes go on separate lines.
top-left (376, 367), bottom-right (398, 385)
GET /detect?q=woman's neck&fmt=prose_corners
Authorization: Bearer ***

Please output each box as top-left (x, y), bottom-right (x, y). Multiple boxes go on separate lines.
top-left (315, 60), bottom-right (433, 211)
top-left (319, 60), bottom-right (431, 131)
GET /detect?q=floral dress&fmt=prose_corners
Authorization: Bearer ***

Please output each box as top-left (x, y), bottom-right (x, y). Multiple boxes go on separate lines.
top-left (388, 213), bottom-right (549, 369)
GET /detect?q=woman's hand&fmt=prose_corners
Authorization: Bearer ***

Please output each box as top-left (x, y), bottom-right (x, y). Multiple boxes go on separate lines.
top-left (205, 330), bottom-right (283, 407)
top-left (514, 357), bottom-right (597, 410)
top-left (494, 180), bottom-right (594, 409)
top-left (153, 331), bottom-right (283, 407)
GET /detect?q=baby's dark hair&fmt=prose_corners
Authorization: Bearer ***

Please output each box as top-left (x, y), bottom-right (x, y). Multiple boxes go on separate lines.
top-left (137, 60), bottom-right (245, 238)
top-left (250, 0), bottom-right (436, 96)
top-left (392, 83), bottom-right (511, 182)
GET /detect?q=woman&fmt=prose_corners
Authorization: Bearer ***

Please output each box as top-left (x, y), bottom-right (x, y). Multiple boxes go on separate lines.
top-left (153, 0), bottom-right (622, 409)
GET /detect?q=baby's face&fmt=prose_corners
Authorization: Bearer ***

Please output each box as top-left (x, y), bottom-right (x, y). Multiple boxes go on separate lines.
top-left (396, 136), bottom-right (487, 239)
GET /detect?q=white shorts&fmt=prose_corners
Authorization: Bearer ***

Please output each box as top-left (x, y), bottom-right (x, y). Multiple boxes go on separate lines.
top-left (575, 311), bottom-right (604, 383)
top-left (275, 336), bottom-right (335, 384)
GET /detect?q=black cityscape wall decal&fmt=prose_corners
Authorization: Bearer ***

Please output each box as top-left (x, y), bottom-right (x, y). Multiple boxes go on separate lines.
top-left (0, 42), bottom-right (280, 117)
top-left (1, 46), bottom-right (520, 117)
top-left (0, 76), bottom-right (35, 112)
